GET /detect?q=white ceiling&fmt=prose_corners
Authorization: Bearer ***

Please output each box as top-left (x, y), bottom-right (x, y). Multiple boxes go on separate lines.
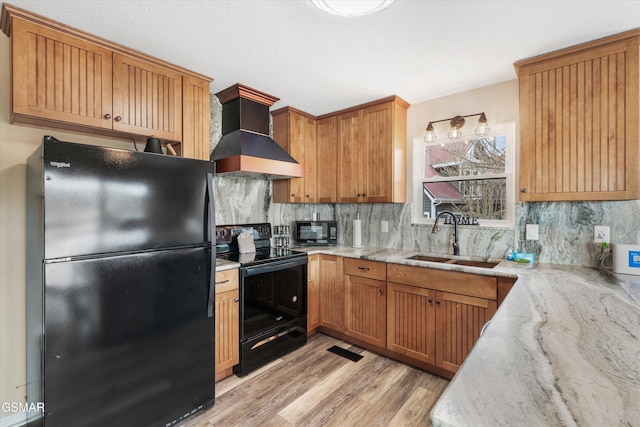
top-left (6, 0), bottom-right (640, 116)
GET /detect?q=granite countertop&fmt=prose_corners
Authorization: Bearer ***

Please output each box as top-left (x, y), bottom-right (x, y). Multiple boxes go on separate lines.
top-left (215, 258), bottom-right (240, 271)
top-left (295, 245), bottom-right (640, 426)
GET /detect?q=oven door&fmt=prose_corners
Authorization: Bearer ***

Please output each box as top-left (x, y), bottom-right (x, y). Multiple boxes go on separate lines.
top-left (238, 256), bottom-right (307, 376)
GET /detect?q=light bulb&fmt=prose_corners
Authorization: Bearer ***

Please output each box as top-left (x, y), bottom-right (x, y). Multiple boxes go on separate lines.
top-left (448, 127), bottom-right (463, 140)
top-left (475, 113), bottom-right (490, 136)
top-left (423, 122), bottom-right (436, 143)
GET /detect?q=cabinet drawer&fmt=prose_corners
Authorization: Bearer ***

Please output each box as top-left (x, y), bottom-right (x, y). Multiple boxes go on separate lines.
top-left (343, 258), bottom-right (386, 281)
top-left (387, 263), bottom-right (496, 300)
top-left (215, 269), bottom-right (239, 294)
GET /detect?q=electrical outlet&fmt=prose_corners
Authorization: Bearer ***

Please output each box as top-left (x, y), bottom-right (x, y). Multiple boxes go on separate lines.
top-left (381, 221), bottom-right (389, 233)
top-left (526, 224), bottom-right (539, 240)
top-left (594, 226), bottom-right (610, 244)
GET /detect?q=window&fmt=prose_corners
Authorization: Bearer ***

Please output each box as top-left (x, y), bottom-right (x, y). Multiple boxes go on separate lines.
top-left (412, 122), bottom-right (515, 227)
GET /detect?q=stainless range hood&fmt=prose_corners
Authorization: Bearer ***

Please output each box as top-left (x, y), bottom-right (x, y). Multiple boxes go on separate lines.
top-left (210, 84), bottom-right (304, 180)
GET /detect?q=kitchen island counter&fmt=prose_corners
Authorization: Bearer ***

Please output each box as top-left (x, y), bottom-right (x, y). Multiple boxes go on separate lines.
top-left (293, 245), bottom-right (640, 426)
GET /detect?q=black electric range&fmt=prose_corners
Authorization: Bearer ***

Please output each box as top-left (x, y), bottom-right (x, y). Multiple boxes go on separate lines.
top-left (215, 223), bottom-right (308, 376)
top-left (215, 223), bottom-right (307, 267)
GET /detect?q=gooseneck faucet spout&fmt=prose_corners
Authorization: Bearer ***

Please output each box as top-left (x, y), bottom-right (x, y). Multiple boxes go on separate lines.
top-left (432, 211), bottom-right (460, 255)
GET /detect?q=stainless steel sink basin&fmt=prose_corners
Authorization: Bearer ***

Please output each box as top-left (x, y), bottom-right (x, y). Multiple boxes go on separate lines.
top-left (406, 254), bottom-right (499, 269)
top-left (449, 259), bottom-right (500, 269)
top-left (406, 255), bottom-right (451, 263)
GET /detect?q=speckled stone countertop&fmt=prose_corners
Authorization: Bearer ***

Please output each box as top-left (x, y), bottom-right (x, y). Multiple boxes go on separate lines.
top-left (294, 245), bottom-right (640, 426)
top-left (215, 258), bottom-right (240, 271)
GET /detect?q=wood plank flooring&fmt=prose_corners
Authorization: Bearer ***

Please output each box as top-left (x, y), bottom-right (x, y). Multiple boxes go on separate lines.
top-left (180, 333), bottom-right (449, 427)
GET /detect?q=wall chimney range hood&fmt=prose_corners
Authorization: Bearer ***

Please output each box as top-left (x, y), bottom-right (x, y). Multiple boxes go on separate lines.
top-left (211, 84), bottom-right (304, 180)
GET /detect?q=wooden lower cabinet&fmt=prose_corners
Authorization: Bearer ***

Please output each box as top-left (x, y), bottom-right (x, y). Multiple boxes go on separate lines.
top-left (314, 257), bottom-right (507, 377)
top-left (307, 254), bottom-right (320, 334)
top-left (343, 275), bottom-right (386, 347)
top-left (386, 282), bottom-right (437, 365)
top-left (387, 282), bottom-right (496, 374)
top-left (436, 292), bottom-right (496, 372)
top-left (214, 269), bottom-right (239, 382)
top-left (318, 255), bottom-right (343, 332)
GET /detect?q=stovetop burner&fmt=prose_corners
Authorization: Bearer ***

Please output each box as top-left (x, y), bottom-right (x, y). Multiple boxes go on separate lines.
top-left (215, 223), bottom-right (306, 267)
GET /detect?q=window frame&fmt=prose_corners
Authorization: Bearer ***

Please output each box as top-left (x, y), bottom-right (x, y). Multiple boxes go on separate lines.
top-left (411, 121), bottom-right (516, 227)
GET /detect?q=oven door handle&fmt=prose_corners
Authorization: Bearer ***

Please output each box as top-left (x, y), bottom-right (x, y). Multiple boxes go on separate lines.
top-left (242, 257), bottom-right (307, 277)
top-left (250, 326), bottom-right (299, 350)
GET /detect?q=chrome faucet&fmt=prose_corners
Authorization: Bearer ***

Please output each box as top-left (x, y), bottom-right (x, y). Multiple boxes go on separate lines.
top-left (432, 211), bottom-right (460, 256)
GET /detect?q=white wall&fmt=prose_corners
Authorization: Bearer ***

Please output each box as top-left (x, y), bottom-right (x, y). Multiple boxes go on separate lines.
top-left (405, 80), bottom-right (520, 202)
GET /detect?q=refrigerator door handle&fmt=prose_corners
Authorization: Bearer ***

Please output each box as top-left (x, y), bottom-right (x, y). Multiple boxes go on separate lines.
top-left (206, 172), bottom-right (216, 318)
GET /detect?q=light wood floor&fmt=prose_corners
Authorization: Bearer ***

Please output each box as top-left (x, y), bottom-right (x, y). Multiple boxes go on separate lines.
top-left (180, 333), bottom-right (449, 427)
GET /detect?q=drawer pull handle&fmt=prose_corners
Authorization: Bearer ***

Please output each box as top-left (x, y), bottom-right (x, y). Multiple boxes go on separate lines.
top-left (358, 267), bottom-right (370, 271)
top-left (215, 279), bottom-right (230, 285)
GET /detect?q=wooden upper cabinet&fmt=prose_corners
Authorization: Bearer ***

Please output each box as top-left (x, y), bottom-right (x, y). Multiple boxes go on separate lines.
top-left (336, 109), bottom-right (364, 203)
top-left (1, 4), bottom-right (212, 160)
top-left (336, 96), bottom-right (408, 203)
top-left (271, 95), bottom-right (408, 204)
top-left (182, 76), bottom-right (211, 160)
top-left (112, 53), bottom-right (182, 141)
top-left (272, 107), bottom-right (317, 203)
top-left (362, 100), bottom-right (407, 203)
top-left (11, 17), bottom-right (114, 130)
top-left (316, 115), bottom-right (338, 203)
top-left (514, 29), bottom-right (640, 201)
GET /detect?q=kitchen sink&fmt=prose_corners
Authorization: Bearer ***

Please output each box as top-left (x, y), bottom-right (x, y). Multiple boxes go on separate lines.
top-left (448, 259), bottom-right (500, 269)
top-left (406, 254), bottom-right (499, 269)
top-left (406, 255), bottom-right (452, 263)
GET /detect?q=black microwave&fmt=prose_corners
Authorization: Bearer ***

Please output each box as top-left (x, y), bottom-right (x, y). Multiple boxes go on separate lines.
top-left (295, 221), bottom-right (338, 246)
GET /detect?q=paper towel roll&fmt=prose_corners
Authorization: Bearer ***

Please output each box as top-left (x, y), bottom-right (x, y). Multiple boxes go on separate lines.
top-left (353, 219), bottom-right (363, 248)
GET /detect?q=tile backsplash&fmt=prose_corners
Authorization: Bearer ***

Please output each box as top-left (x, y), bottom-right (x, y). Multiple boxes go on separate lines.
top-left (211, 95), bottom-right (640, 267)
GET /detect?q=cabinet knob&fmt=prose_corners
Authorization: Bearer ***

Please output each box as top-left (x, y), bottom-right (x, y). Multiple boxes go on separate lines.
top-left (379, 288), bottom-right (384, 295)
top-left (436, 299), bottom-right (441, 305)
top-left (291, 193), bottom-right (295, 197)
top-left (234, 298), bottom-right (239, 303)
top-left (114, 116), bottom-right (122, 122)
top-left (363, 193), bottom-right (366, 197)
top-left (521, 188), bottom-right (528, 193)
top-left (428, 298), bottom-right (433, 303)
top-left (104, 114), bottom-right (111, 119)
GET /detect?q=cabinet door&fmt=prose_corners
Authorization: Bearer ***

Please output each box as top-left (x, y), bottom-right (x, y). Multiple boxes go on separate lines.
top-left (215, 289), bottom-right (239, 380)
top-left (318, 255), bottom-right (343, 331)
top-left (387, 282), bottom-right (437, 365)
top-left (112, 53), bottom-right (183, 141)
top-left (182, 75), bottom-right (211, 160)
top-left (316, 116), bottom-right (338, 203)
top-left (12, 17), bottom-right (113, 129)
top-left (271, 109), bottom-right (316, 203)
top-left (435, 291), bottom-right (496, 372)
top-left (336, 109), bottom-right (364, 202)
top-left (307, 254), bottom-right (320, 333)
top-left (344, 275), bottom-right (386, 347)
top-left (302, 114), bottom-right (318, 203)
top-left (517, 37), bottom-right (639, 201)
top-left (362, 102), bottom-right (393, 202)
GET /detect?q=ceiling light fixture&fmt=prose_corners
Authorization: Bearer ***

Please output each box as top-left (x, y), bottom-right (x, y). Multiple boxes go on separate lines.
top-left (311, 0), bottom-right (396, 17)
top-left (424, 112), bottom-right (490, 142)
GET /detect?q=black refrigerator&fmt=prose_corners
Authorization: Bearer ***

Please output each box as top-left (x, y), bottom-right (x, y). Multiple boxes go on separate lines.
top-left (26, 136), bottom-right (216, 427)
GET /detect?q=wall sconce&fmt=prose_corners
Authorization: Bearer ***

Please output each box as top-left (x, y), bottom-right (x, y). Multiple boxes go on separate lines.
top-left (424, 112), bottom-right (490, 142)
